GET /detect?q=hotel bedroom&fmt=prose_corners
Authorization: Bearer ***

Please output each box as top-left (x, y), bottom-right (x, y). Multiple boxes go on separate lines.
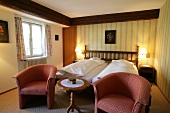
top-left (0, 0), bottom-right (170, 112)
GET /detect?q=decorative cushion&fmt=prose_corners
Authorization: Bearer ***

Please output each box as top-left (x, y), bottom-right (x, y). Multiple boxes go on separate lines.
top-left (21, 81), bottom-right (47, 95)
top-left (97, 94), bottom-right (135, 113)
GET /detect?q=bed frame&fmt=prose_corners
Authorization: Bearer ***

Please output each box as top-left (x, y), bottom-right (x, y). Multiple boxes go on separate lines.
top-left (84, 45), bottom-right (139, 67)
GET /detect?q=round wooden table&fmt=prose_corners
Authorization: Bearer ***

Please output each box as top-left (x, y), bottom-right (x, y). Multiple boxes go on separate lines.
top-left (57, 78), bottom-right (90, 113)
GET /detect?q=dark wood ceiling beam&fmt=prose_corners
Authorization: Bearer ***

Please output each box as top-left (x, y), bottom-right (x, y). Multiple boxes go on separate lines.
top-left (0, 0), bottom-right (71, 26)
top-left (0, 0), bottom-right (159, 26)
top-left (71, 9), bottom-right (160, 25)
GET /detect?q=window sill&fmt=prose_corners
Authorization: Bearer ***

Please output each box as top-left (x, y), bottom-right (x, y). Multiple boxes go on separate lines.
top-left (26, 56), bottom-right (47, 60)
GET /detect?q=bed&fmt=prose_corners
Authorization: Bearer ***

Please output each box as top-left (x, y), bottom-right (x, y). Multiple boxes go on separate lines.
top-left (84, 45), bottom-right (139, 82)
top-left (56, 45), bottom-right (139, 83)
top-left (56, 59), bottom-right (108, 83)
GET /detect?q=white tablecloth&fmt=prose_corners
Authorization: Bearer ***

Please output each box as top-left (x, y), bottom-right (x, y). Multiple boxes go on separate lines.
top-left (61, 79), bottom-right (84, 88)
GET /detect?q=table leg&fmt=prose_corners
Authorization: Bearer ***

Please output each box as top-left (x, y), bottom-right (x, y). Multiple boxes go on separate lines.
top-left (66, 92), bottom-right (82, 113)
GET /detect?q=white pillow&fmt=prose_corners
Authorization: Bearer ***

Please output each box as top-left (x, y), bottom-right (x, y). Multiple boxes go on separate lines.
top-left (92, 60), bottom-right (105, 65)
top-left (111, 59), bottom-right (134, 68)
top-left (120, 59), bottom-right (134, 65)
top-left (112, 59), bottom-right (133, 64)
top-left (111, 60), bottom-right (119, 63)
top-left (89, 57), bottom-right (101, 60)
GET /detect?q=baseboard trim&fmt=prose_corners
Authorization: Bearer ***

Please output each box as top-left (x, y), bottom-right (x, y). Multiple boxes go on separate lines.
top-left (156, 85), bottom-right (170, 104)
top-left (0, 87), bottom-right (17, 95)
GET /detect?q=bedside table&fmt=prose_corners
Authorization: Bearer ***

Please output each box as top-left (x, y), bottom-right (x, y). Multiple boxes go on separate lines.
top-left (138, 65), bottom-right (156, 83)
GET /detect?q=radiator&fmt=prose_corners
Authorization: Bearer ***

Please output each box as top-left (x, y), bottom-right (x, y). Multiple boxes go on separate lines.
top-left (26, 57), bottom-right (47, 67)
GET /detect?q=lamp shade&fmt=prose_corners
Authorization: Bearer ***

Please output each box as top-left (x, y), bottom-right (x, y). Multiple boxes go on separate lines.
top-left (139, 48), bottom-right (147, 58)
top-left (140, 48), bottom-right (147, 55)
top-left (75, 46), bottom-right (82, 53)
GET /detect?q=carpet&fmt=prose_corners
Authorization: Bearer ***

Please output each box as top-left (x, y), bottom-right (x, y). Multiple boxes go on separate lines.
top-left (0, 86), bottom-right (95, 113)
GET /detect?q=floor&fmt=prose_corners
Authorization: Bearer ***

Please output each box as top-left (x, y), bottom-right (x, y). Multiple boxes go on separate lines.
top-left (149, 84), bottom-right (170, 113)
top-left (0, 84), bottom-right (170, 113)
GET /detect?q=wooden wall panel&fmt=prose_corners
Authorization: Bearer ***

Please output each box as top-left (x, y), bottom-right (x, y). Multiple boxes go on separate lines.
top-left (63, 26), bottom-right (77, 66)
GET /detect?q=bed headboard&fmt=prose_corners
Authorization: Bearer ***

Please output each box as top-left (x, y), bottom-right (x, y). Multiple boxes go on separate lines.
top-left (84, 45), bottom-right (139, 67)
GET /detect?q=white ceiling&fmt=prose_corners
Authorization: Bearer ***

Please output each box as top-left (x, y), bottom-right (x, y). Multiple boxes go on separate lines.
top-left (32, 0), bottom-right (166, 18)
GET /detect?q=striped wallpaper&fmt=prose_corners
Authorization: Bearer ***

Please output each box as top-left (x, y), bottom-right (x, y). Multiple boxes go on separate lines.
top-left (76, 0), bottom-right (170, 102)
top-left (77, 19), bottom-right (157, 66)
top-left (155, 0), bottom-right (170, 102)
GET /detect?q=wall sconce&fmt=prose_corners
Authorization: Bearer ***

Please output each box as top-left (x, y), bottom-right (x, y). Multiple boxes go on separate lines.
top-left (139, 48), bottom-right (147, 58)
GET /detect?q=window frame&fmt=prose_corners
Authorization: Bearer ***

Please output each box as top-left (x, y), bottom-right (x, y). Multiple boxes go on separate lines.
top-left (22, 21), bottom-right (45, 58)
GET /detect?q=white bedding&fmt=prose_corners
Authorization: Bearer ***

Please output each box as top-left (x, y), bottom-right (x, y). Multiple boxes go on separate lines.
top-left (92, 60), bottom-right (139, 83)
top-left (81, 63), bottom-right (108, 83)
top-left (56, 59), bottom-right (138, 84)
top-left (58, 59), bottom-right (106, 76)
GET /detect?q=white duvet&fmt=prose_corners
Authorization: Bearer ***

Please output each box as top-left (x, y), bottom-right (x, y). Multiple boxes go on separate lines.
top-left (58, 59), bottom-right (105, 76)
top-left (92, 60), bottom-right (139, 83)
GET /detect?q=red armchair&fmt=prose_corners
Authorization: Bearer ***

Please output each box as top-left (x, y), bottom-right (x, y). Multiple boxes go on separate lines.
top-left (13, 64), bottom-right (57, 109)
top-left (92, 72), bottom-right (151, 113)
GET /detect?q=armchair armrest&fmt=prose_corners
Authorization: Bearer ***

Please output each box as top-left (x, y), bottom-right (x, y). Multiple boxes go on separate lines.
top-left (47, 66), bottom-right (57, 91)
top-left (92, 73), bottom-right (118, 100)
top-left (48, 67), bottom-right (57, 79)
top-left (133, 79), bottom-right (151, 105)
top-left (13, 67), bottom-right (37, 90)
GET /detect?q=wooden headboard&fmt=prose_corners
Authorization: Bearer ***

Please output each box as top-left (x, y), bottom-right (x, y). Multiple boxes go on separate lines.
top-left (84, 45), bottom-right (139, 67)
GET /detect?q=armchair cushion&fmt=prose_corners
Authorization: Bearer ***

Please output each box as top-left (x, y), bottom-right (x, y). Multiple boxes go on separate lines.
top-left (21, 81), bottom-right (47, 95)
top-left (98, 94), bottom-right (134, 113)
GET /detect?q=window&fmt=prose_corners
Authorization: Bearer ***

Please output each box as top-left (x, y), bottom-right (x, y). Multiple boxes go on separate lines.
top-left (22, 22), bottom-right (45, 58)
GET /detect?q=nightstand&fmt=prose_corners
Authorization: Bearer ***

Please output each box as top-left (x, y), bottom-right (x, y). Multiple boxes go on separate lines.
top-left (138, 65), bottom-right (156, 83)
